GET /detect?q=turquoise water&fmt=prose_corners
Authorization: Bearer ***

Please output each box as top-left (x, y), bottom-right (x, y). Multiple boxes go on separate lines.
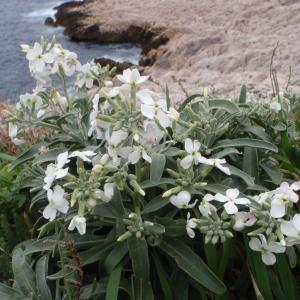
top-left (0, 0), bottom-right (141, 101)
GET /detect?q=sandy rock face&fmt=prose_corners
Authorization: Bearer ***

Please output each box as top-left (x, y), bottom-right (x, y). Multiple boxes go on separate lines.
top-left (54, 0), bottom-right (300, 102)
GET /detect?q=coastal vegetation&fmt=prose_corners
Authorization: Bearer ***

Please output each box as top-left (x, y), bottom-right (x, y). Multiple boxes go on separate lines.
top-left (0, 38), bottom-right (300, 300)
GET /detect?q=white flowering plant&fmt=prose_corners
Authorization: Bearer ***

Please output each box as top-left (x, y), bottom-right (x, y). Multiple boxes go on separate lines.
top-left (1, 38), bottom-right (300, 299)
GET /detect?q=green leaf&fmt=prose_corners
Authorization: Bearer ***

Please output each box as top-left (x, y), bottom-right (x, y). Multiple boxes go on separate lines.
top-left (104, 242), bottom-right (128, 273)
top-left (127, 237), bottom-right (150, 281)
top-left (208, 99), bottom-right (239, 114)
top-left (260, 162), bottom-right (283, 184)
top-left (105, 264), bottom-right (122, 300)
top-left (239, 85), bottom-right (247, 103)
top-left (160, 238), bottom-right (226, 294)
top-left (0, 283), bottom-right (23, 300)
top-left (150, 153), bottom-right (166, 182)
top-left (80, 242), bottom-right (115, 266)
top-left (246, 239), bottom-right (273, 300)
top-left (275, 255), bottom-right (299, 300)
top-left (36, 255), bottom-right (52, 300)
top-left (178, 94), bottom-right (201, 112)
top-left (0, 152), bottom-right (15, 161)
top-left (9, 143), bottom-right (47, 171)
top-left (142, 195), bottom-right (170, 214)
top-left (243, 147), bottom-right (259, 182)
top-left (12, 248), bottom-right (37, 297)
top-left (140, 178), bottom-right (175, 189)
top-left (157, 218), bottom-right (186, 237)
top-left (228, 164), bottom-right (255, 186)
top-left (212, 138), bottom-right (278, 152)
top-left (33, 148), bottom-right (65, 165)
top-left (212, 147), bottom-right (240, 158)
top-left (151, 251), bottom-right (173, 300)
top-left (127, 236), bottom-right (154, 299)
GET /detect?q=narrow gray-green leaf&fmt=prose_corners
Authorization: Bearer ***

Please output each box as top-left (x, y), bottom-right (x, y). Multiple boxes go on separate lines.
top-left (105, 264), bottom-right (122, 300)
top-left (160, 238), bottom-right (226, 294)
top-left (150, 153), bottom-right (166, 182)
top-left (12, 248), bottom-right (37, 297)
top-left (212, 138), bottom-right (278, 152)
top-left (208, 99), bottom-right (239, 114)
top-left (36, 255), bottom-right (52, 300)
top-left (142, 195), bottom-right (170, 214)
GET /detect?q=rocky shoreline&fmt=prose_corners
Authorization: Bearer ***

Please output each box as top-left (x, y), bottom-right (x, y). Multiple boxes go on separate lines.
top-left (52, 0), bottom-right (300, 102)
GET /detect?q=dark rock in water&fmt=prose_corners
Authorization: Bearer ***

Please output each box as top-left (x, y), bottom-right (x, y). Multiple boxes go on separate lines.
top-left (94, 57), bottom-right (137, 74)
top-left (44, 17), bottom-right (57, 27)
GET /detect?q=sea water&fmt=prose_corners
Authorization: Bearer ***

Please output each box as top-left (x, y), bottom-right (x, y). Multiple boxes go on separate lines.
top-left (0, 0), bottom-right (141, 101)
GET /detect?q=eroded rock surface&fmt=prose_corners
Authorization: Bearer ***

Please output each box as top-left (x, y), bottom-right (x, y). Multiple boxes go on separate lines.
top-left (54, 0), bottom-right (300, 102)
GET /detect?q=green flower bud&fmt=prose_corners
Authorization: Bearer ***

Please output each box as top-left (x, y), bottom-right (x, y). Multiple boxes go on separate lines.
top-left (117, 231), bottom-right (132, 242)
top-left (162, 186), bottom-right (182, 198)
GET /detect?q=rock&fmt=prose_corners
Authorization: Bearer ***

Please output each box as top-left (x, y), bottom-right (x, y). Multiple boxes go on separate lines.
top-left (94, 58), bottom-right (137, 74)
top-left (44, 17), bottom-right (57, 27)
top-left (53, 0), bottom-right (300, 101)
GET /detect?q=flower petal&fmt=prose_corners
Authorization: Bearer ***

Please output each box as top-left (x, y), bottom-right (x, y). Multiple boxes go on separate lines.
top-left (180, 155), bottom-right (193, 169)
top-left (249, 237), bottom-right (262, 251)
top-left (224, 201), bottom-right (238, 214)
top-left (262, 253), bottom-right (276, 265)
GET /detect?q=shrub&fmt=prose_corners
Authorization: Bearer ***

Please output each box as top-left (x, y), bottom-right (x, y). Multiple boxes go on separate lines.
top-left (1, 38), bottom-right (300, 299)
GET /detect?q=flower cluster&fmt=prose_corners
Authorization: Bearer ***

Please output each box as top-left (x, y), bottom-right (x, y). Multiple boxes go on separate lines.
top-left (183, 182), bottom-right (300, 265)
top-left (8, 38), bottom-right (300, 269)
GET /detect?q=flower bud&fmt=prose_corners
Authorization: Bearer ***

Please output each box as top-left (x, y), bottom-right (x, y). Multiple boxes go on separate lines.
top-left (117, 231), bottom-right (132, 242)
top-left (162, 186), bottom-right (182, 198)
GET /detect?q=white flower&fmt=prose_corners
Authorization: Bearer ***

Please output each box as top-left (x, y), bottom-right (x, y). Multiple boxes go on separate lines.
top-left (43, 152), bottom-right (70, 190)
top-left (138, 90), bottom-right (170, 128)
top-left (43, 185), bottom-right (69, 221)
top-left (128, 146), bottom-right (152, 164)
top-left (88, 94), bottom-right (107, 139)
top-left (76, 62), bottom-right (98, 89)
top-left (280, 214), bottom-right (300, 246)
top-left (214, 188), bottom-right (250, 215)
top-left (117, 68), bottom-right (148, 85)
top-left (69, 150), bottom-right (97, 162)
top-left (26, 42), bottom-right (54, 73)
top-left (180, 138), bottom-right (208, 169)
top-left (203, 158), bottom-right (231, 175)
top-left (51, 46), bottom-right (80, 76)
top-left (170, 191), bottom-right (197, 209)
top-left (199, 194), bottom-right (216, 217)
top-left (94, 183), bottom-right (115, 203)
top-left (249, 235), bottom-right (285, 265)
top-left (253, 192), bottom-right (270, 205)
top-left (17, 92), bottom-right (45, 117)
top-left (140, 121), bottom-right (164, 149)
top-left (106, 130), bottom-right (128, 160)
top-left (68, 215), bottom-right (86, 235)
top-left (167, 108), bottom-right (180, 121)
top-left (8, 123), bottom-right (25, 145)
top-left (270, 182), bottom-right (300, 218)
top-left (233, 212), bottom-right (256, 231)
top-left (186, 212), bottom-right (197, 238)
top-left (270, 101), bottom-right (281, 113)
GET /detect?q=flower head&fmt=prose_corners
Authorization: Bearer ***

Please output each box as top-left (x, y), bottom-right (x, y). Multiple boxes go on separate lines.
top-left (117, 68), bottom-right (148, 85)
top-left (170, 191), bottom-right (197, 209)
top-left (180, 138), bottom-right (208, 169)
top-left (68, 215), bottom-right (86, 235)
top-left (280, 214), bottom-right (300, 246)
top-left (43, 185), bottom-right (69, 221)
top-left (43, 152), bottom-right (69, 190)
top-left (138, 90), bottom-right (170, 128)
top-left (270, 182), bottom-right (300, 218)
top-left (214, 188), bottom-right (250, 215)
top-left (186, 212), bottom-right (197, 238)
top-left (69, 150), bottom-right (97, 162)
top-left (249, 235), bottom-right (285, 265)
top-left (199, 194), bottom-right (216, 217)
